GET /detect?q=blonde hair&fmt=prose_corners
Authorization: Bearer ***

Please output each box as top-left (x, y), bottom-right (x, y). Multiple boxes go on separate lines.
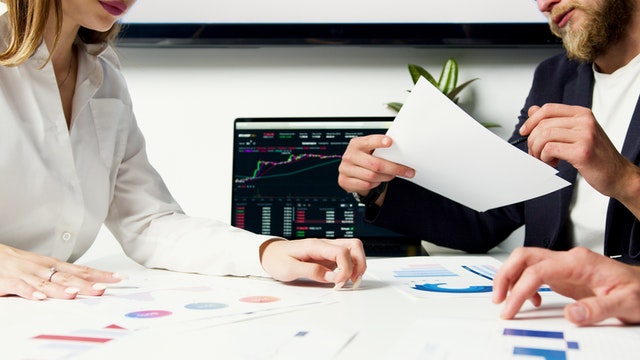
top-left (0, 0), bottom-right (121, 66)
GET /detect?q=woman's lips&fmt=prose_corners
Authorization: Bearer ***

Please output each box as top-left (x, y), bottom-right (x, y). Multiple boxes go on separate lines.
top-left (99, 1), bottom-right (128, 16)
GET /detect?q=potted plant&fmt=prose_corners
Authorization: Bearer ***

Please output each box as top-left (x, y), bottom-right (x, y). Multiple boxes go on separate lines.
top-left (387, 58), bottom-right (500, 128)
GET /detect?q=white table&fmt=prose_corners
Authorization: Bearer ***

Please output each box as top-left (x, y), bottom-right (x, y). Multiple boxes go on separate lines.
top-left (2, 242), bottom-right (639, 359)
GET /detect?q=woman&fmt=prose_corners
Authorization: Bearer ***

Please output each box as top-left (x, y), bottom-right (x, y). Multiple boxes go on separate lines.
top-left (0, 0), bottom-right (365, 300)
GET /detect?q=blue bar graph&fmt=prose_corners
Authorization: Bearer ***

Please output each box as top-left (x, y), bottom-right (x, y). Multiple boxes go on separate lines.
top-left (393, 264), bottom-right (457, 278)
top-left (513, 347), bottom-right (567, 360)
top-left (504, 328), bottom-right (579, 359)
top-left (503, 328), bottom-right (565, 339)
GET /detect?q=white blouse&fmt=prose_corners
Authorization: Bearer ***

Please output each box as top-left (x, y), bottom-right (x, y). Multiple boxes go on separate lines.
top-left (0, 15), bottom-right (274, 277)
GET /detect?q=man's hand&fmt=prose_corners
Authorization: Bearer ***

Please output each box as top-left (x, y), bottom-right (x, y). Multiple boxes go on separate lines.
top-left (493, 246), bottom-right (640, 325)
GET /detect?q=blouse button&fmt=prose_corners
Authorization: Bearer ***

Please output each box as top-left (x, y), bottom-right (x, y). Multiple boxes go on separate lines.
top-left (61, 231), bottom-right (72, 242)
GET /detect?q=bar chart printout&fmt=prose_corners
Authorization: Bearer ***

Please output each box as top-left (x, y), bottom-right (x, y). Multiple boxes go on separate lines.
top-left (366, 256), bottom-right (503, 298)
top-left (384, 317), bottom-right (640, 359)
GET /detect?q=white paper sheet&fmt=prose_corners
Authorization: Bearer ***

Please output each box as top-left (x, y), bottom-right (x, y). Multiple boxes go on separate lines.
top-left (384, 317), bottom-right (640, 360)
top-left (365, 256), bottom-right (550, 299)
top-left (0, 265), bottom-right (342, 360)
top-left (365, 256), bottom-right (500, 299)
top-left (374, 77), bottom-right (571, 211)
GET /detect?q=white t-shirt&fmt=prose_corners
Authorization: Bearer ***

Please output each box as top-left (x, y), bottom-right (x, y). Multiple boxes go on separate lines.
top-left (570, 53), bottom-right (640, 253)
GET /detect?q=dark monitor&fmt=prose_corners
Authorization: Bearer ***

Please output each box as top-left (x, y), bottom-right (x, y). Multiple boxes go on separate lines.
top-left (231, 117), bottom-right (425, 256)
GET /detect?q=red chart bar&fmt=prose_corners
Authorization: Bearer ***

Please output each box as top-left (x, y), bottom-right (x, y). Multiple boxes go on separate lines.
top-left (33, 334), bottom-right (112, 343)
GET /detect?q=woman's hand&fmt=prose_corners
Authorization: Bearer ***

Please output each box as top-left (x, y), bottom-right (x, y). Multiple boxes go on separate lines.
top-left (260, 238), bottom-right (367, 289)
top-left (0, 244), bottom-right (124, 300)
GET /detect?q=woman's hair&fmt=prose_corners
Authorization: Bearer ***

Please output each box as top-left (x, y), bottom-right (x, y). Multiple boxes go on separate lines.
top-left (0, 0), bottom-right (121, 66)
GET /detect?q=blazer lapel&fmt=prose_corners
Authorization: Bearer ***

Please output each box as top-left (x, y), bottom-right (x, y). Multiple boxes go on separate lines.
top-left (620, 95), bottom-right (640, 163)
top-left (603, 91), bottom-right (640, 258)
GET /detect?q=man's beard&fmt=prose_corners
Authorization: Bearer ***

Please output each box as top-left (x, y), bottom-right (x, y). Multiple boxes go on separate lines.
top-left (549, 0), bottom-right (633, 62)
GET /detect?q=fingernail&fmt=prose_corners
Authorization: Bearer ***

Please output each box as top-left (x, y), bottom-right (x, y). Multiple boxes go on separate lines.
top-left (112, 272), bottom-right (129, 280)
top-left (324, 271), bottom-right (336, 282)
top-left (333, 281), bottom-right (345, 290)
top-left (405, 169), bottom-right (415, 178)
top-left (499, 302), bottom-right (511, 319)
top-left (352, 276), bottom-right (362, 289)
top-left (32, 291), bottom-right (47, 300)
top-left (92, 283), bottom-right (106, 291)
top-left (65, 287), bottom-right (79, 295)
top-left (568, 303), bottom-right (587, 322)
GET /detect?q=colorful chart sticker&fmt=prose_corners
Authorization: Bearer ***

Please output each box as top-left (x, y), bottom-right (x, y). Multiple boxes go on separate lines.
top-left (184, 302), bottom-right (228, 310)
top-left (125, 310), bottom-right (172, 319)
top-left (239, 296), bottom-right (280, 303)
top-left (412, 283), bottom-right (493, 293)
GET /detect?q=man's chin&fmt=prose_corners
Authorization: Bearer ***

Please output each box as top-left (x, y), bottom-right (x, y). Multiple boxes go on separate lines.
top-left (564, 42), bottom-right (599, 62)
top-left (565, 51), bottom-right (592, 63)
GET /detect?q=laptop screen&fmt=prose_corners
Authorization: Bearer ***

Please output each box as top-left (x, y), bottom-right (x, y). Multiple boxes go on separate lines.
top-left (231, 117), bottom-right (425, 256)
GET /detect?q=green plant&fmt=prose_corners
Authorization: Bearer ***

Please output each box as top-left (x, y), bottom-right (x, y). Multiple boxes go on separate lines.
top-left (387, 58), bottom-right (500, 128)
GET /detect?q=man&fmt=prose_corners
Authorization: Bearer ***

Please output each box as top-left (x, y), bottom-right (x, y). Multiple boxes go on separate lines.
top-left (493, 246), bottom-right (640, 326)
top-left (338, 0), bottom-right (640, 324)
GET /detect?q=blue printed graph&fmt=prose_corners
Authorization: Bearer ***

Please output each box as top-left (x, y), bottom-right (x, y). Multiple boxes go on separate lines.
top-left (393, 264), bottom-right (457, 278)
top-left (412, 283), bottom-right (493, 293)
top-left (394, 263), bottom-right (496, 294)
top-left (505, 328), bottom-right (580, 360)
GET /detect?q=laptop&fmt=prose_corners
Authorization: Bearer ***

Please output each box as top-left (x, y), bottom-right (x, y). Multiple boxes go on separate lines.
top-left (231, 117), bottom-right (426, 256)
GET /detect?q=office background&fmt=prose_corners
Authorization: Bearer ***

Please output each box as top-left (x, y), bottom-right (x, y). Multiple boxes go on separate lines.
top-left (104, 46), bottom-right (560, 255)
top-left (0, 1), bottom-right (562, 255)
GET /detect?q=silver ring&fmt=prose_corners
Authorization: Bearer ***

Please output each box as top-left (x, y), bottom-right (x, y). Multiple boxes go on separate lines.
top-left (48, 267), bottom-right (58, 282)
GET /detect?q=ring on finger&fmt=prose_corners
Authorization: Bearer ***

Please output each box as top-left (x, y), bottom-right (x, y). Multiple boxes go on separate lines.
top-left (48, 267), bottom-right (58, 282)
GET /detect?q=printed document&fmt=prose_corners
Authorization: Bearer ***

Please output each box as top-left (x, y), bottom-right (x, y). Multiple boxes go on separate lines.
top-left (374, 77), bottom-right (570, 211)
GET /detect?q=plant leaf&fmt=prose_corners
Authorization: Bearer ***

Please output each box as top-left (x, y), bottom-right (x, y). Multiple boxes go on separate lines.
top-left (446, 78), bottom-right (479, 101)
top-left (408, 64), bottom-right (437, 87)
top-left (438, 58), bottom-right (458, 94)
top-left (480, 122), bottom-right (502, 128)
top-left (386, 102), bottom-right (403, 112)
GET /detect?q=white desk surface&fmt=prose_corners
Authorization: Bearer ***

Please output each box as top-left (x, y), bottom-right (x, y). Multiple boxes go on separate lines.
top-left (2, 243), bottom-right (640, 360)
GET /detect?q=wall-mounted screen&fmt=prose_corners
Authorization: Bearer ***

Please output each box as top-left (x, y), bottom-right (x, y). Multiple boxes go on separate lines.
top-left (118, 1), bottom-right (562, 47)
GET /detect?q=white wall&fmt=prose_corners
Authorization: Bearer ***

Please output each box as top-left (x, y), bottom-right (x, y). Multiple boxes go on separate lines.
top-left (118, 46), bottom-right (561, 221)
top-left (78, 45), bottom-right (556, 257)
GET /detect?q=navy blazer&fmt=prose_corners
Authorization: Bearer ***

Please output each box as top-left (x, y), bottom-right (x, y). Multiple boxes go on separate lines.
top-left (370, 52), bottom-right (640, 265)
